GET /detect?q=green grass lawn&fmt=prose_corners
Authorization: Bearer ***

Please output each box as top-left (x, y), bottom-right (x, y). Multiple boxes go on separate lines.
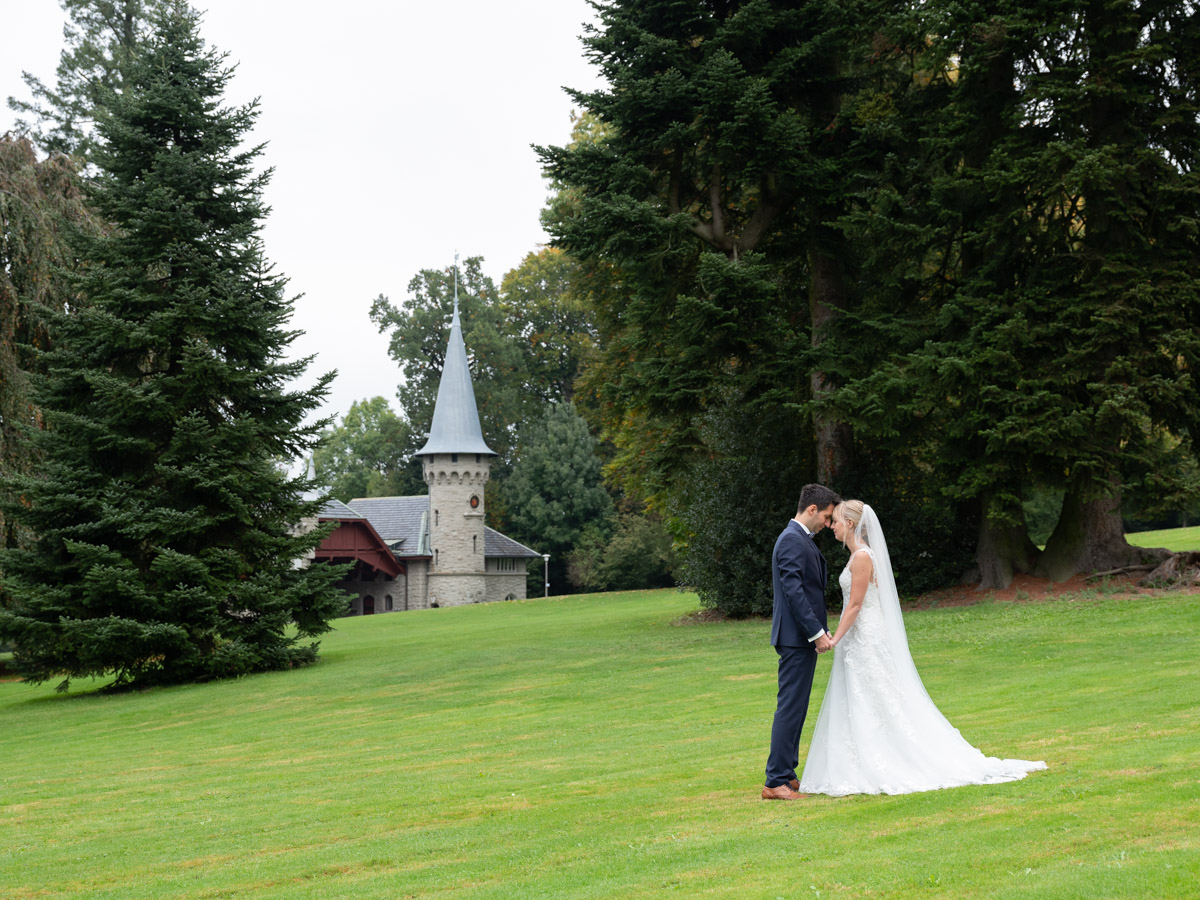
top-left (1127, 525), bottom-right (1200, 553)
top-left (2, 589), bottom-right (1197, 899)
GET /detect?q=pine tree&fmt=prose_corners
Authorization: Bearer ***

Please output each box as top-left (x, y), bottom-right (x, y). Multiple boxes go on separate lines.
top-left (540, 0), bottom-right (879, 490)
top-left (0, 3), bottom-right (345, 690)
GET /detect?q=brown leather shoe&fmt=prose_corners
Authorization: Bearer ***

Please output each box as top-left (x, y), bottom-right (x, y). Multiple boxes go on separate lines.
top-left (762, 784), bottom-right (803, 800)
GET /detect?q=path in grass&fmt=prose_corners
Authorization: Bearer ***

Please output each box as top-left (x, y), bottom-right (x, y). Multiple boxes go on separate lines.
top-left (2, 589), bottom-right (1197, 899)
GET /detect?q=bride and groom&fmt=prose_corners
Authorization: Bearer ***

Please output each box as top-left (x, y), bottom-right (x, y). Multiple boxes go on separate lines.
top-left (762, 484), bottom-right (1047, 799)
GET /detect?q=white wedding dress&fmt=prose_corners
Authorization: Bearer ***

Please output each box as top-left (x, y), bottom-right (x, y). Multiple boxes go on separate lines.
top-left (800, 506), bottom-right (1046, 796)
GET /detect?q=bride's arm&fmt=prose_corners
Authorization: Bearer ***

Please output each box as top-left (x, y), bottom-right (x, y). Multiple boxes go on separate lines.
top-left (831, 552), bottom-right (873, 645)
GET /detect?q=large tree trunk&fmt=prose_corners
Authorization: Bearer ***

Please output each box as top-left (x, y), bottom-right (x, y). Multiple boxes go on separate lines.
top-left (809, 240), bottom-right (854, 487)
top-left (975, 496), bottom-right (1040, 590)
top-left (1036, 471), bottom-right (1141, 581)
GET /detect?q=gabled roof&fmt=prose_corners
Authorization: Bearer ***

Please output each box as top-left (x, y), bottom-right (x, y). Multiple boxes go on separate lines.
top-left (414, 297), bottom-right (496, 458)
top-left (344, 495), bottom-right (540, 559)
top-left (346, 496), bottom-right (429, 553)
top-left (312, 517), bottom-right (404, 578)
top-left (484, 526), bottom-right (541, 559)
top-left (318, 498), bottom-right (361, 519)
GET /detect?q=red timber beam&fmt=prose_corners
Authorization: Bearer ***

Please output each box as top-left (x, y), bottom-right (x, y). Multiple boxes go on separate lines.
top-left (313, 517), bottom-right (404, 578)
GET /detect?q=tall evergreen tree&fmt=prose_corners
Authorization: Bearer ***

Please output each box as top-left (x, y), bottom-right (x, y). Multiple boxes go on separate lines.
top-left (8, 0), bottom-right (171, 161)
top-left (0, 3), bottom-right (345, 690)
top-left (539, 0), bottom-right (890, 496)
top-left (821, 0), bottom-right (1200, 587)
top-left (537, 0), bottom-right (942, 610)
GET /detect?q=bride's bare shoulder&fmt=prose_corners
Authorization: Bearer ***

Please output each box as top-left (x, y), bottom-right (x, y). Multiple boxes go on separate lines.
top-left (849, 548), bottom-right (874, 573)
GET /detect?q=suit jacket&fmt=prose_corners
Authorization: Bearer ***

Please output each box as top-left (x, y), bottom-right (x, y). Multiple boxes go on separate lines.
top-left (770, 519), bottom-right (829, 647)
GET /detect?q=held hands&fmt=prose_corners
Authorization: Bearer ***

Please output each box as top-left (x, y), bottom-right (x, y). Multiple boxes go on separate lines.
top-left (814, 633), bottom-right (835, 654)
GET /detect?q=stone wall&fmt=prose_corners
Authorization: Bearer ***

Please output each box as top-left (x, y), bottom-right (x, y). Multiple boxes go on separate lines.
top-left (407, 559), bottom-right (430, 610)
top-left (486, 573), bottom-right (528, 603)
top-left (336, 568), bottom-right (407, 615)
top-left (426, 572), bottom-right (489, 607)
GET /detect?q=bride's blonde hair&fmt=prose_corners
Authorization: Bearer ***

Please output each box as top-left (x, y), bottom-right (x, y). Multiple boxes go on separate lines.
top-left (835, 499), bottom-right (865, 545)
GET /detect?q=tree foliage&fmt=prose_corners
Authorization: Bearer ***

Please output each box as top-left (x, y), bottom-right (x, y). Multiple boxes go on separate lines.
top-left (370, 250), bottom-right (598, 467)
top-left (566, 511), bottom-right (676, 594)
top-left (0, 137), bottom-right (100, 557)
top-left (313, 397), bottom-right (423, 502)
top-left (0, 4), bottom-right (345, 690)
top-left (546, 0), bottom-right (1200, 603)
top-left (7, 0), bottom-right (171, 160)
top-left (672, 396), bottom-right (814, 617)
top-left (818, 0), bottom-right (1200, 586)
top-left (537, 0), bottom-right (897, 608)
top-left (501, 403), bottom-right (613, 595)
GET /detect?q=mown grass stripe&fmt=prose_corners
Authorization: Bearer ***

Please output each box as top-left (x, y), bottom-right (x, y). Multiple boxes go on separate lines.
top-left (1, 588), bottom-right (1197, 898)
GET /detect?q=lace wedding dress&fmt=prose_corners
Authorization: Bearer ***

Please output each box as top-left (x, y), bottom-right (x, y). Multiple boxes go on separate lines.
top-left (799, 506), bottom-right (1047, 796)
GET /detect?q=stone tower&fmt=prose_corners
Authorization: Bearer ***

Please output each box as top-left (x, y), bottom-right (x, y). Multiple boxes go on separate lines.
top-left (414, 276), bottom-right (497, 607)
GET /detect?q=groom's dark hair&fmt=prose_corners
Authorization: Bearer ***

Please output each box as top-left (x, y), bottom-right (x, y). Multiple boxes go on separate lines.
top-left (798, 483), bottom-right (841, 513)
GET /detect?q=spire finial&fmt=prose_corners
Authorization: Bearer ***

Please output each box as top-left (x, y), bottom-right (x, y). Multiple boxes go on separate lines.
top-left (452, 251), bottom-right (460, 326)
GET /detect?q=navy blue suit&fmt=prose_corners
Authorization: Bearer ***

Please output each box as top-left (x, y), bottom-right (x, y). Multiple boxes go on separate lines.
top-left (765, 519), bottom-right (829, 788)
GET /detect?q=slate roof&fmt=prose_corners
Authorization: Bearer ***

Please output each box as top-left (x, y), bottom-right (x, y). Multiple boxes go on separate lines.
top-left (342, 495), bottom-right (540, 560)
top-left (484, 526), bottom-right (541, 559)
top-left (318, 498), bottom-right (361, 519)
top-left (414, 299), bottom-right (497, 458)
top-left (346, 496), bottom-right (429, 554)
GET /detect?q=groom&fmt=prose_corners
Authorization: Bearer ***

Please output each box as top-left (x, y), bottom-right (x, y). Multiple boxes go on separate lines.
top-left (762, 483), bottom-right (841, 800)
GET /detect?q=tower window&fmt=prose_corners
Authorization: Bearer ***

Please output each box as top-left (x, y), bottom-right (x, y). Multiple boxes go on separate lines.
top-left (435, 509), bottom-right (439, 526)
top-left (473, 535), bottom-right (477, 553)
top-left (451, 453), bottom-right (458, 462)
top-left (476, 454), bottom-right (481, 463)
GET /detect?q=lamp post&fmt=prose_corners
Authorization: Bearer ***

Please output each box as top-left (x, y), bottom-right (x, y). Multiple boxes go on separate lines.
top-left (543, 553), bottom-right (550, 598)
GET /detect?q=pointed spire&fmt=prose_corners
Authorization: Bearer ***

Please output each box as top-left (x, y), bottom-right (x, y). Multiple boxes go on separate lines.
top-left (415, 255), bottom-right (497, 458)
top-left (451, 251), bottom-right (461, 328)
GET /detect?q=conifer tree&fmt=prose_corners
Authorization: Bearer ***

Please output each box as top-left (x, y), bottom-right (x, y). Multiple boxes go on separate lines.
top-left (8, 0), bottom-right (171, 161)
top-left (502, 403), bottom-right (613, 595)
top-left (822, 1), bottom-right (1200, 587)
top-left (0, 3), bottom-right (345, 690)
top-left (539, 0), bottom-right (884, 492)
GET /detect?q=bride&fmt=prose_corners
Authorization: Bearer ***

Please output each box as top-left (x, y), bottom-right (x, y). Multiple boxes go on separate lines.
top-left (799, 500), bottom-right (1047, 796)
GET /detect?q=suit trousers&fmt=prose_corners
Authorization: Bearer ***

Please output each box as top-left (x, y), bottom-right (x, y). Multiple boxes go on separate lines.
top-left (765, 644), bottom-right (818, 787)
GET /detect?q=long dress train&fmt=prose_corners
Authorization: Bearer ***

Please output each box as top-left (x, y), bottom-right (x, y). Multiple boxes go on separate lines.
top-left (800, 534), bottom-right (1046, 796)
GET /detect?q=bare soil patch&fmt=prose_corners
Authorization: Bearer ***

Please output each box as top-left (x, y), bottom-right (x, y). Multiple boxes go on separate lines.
top-left (907, 572), bottom-right (1157, 608)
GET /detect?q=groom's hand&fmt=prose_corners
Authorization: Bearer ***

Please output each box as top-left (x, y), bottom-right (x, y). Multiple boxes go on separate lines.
top-left (815, 633), bottom-right (834, 654)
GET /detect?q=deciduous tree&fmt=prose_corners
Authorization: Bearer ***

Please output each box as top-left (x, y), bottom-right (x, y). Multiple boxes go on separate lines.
top-left (0, 137), bottom-right (99, 559)
top-left (313, 397), bottom-right (422, 502)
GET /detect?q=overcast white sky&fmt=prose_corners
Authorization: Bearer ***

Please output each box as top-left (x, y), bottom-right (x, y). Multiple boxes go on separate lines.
top-left (2, 1), bottom-right (605, 430)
